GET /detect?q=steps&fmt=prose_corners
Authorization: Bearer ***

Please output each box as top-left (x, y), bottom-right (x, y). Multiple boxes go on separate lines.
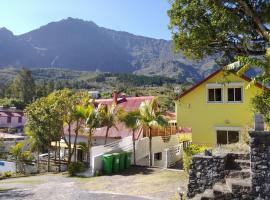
top-left (189, 153), bottom-right (251, 200)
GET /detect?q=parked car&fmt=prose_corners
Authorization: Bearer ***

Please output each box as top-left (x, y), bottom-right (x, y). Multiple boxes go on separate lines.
top-left (38, 153), bottom-right (54, 160)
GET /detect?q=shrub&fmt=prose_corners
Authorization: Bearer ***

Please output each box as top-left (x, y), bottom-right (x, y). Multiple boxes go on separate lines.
top-left (212, 143), bottom-right (249, 155)
top-left (4, 171), bottom-right (12, 178)
top-left (183, 144), bottom-right (207, 173)
top-left (68, 162), bottom-right (85, 176)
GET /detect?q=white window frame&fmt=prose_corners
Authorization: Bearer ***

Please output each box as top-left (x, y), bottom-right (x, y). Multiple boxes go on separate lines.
top-left (206, 83), bottom-right (223, 104)
top-left (227, 87), bottom-right (243, 103)
top-left (215, 127), bottom-right (241, 145)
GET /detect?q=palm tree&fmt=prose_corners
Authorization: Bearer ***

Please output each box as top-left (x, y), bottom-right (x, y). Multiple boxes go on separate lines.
top-left (84, 104), bottom-right (102, 169)
top-left (100, 105), bottom-right (120, 145)
top-left (138, 98), bottom-right (168, 167)
top-left (119, 110), bottom-right (140, 165)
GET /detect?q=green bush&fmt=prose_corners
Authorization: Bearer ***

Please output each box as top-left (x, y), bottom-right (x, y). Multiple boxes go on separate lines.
top-left (183, 144), bottom-right (207, 173)
top-left (68, 162), bottom-right (85, 176)
top-left (4, 171), bottom-right (12, 178)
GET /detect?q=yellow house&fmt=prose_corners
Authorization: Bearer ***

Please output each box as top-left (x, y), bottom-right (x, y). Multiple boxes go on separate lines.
top-left (175, 69), bottom-right (266, 146)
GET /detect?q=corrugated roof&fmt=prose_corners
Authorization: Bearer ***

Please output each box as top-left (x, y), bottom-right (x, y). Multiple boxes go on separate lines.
top-left (95, 96), bottom-right (154, 112)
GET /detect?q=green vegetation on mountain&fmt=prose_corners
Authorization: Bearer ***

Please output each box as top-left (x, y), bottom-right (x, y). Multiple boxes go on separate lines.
top-left (0, 67), bottom-right (188, 111)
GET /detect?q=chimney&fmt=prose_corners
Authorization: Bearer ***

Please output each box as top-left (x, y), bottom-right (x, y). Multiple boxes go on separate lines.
top-left (112, 91), bottom-right (118, 105)
top-left (254, 114), bottom-right (264, 131)
top-left (121, 93), bottom-right (127, 100)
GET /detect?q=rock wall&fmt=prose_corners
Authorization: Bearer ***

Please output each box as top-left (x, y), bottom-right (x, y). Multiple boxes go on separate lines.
top-left (187, 153), bottom-right (227, 198)
top-left (249, 131), bottom-right (270, 199)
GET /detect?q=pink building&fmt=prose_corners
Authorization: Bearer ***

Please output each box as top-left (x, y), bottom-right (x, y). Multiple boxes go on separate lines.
top-left (0, 107), bottom-right (26, 133)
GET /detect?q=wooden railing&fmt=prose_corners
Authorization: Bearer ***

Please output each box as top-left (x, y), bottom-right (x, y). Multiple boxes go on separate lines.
top-left (143, 126), bottom-right (178, 137)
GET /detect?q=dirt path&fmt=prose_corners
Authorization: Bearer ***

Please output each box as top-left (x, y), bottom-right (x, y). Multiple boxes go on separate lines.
top-left (0, 167), bottom-right (187, 200)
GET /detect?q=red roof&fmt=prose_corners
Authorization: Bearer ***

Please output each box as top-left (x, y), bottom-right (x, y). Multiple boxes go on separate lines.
top-left (95, 96), bottom-right (154, 112)
top-left (176, 69), bottom-right (269, 100)
top-left (64, 122), bottom-right (143, 139)
top-left (64, 96), bottom-right (153, 139)
top-left (93, 123), bottom-right (143, 139)
top-left (0, 110), bottom-right (24, 117)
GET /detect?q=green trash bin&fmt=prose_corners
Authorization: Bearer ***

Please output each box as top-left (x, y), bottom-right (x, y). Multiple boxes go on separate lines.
top-left (112, 153), bottom-right (120, 173)
top-left (119, 152), bottom-right (125, 171)
top-left (125, 151), bottom-right (132, 169)
top-left (102, 154), bottom-right (113, 175)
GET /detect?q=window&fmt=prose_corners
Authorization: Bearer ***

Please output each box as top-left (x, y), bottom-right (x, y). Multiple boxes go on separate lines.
top-left (208, 88), bottom-right (222, 103)
top-left (7, 117), bottom-right (11, 123)
top-left (217, 130), bottom-right (239, 145)
top-left (228, 87), bottom-right (242, 102)
top-left (18, 117), bottom-right (22, 123)
top-left (154, 152), bottom-right (162, 160)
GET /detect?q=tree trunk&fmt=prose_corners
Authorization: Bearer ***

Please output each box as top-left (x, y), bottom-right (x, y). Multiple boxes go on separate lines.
top-left (47, 148), bottom-right (51, 172)
top-left (87, 129), bottom-right (92, 168)
top-left (68, 123), bottom-right (72, 165)
top-left (71, 120), bottom-right (79, 162)
top-left (37, 150), bottom-right (40, 173)
top-left (104, 126), bottom-right (110, 145)
top-left (132, 130), bottom-right (136, 165)
top-left (58, 141), bottom-right (61, 172)
top-left (149, 128), bottom-right (153, 167)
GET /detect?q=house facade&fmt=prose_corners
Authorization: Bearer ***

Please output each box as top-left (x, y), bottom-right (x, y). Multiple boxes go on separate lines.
top-left (0, 107), bottom-right (26, 133)
top-left (175, 69), bottom-right (264, 146)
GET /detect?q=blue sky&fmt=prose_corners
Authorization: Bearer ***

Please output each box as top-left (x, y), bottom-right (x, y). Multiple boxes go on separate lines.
top-left (0, 0), bottom-right (172, 39)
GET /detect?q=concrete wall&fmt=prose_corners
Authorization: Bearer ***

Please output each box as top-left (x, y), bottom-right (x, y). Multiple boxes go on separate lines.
top-left (91, 135), bottom-right (182, 173)
top-left (65, 135), bottom-right (118, 146)
top-left (0, 160), bottom-right (16, 173)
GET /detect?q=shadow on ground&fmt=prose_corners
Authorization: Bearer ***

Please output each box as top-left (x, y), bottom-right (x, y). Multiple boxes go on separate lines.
top-left (0, 188), bottom-right (33, 199)
top-left (109, 166), bottom-right (156, 176)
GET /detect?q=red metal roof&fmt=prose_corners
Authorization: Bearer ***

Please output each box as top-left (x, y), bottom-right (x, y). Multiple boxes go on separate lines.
top-left (0, 111), bottom-right (24, 117)
top-left (64, 122), bottom-right (143, 139)
top-left (95, 96), bottom-right (154, 112)
top-left (93, 123), bottom-right (143, 139)
top-left (64, 96), bottom-right (152, 139)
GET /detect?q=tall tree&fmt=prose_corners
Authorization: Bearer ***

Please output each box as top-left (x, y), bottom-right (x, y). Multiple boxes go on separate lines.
top-left (119, 110), bottom-right (141, 165)
top-left (168, 0), bottom-right (270, 62)
top-left (138, 99), bottom-right (168, 166)
top-left (9, 68), bottom-right (36, 104)
top-left (25, 96), bottom-right (62, 172)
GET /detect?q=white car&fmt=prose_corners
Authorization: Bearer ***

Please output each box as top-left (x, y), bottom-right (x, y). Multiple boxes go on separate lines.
top-left (38, 153), bottom-right (54, 159)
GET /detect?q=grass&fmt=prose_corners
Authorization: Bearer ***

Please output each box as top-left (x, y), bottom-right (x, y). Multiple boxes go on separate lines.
top-left (0, 179), bottom-right (41, 185)
top-left (212, 143), bottom-right (249, 155)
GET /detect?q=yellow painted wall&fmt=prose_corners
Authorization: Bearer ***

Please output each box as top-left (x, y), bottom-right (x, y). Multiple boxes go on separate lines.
top-left (175, 71), bottom-right (262, 146)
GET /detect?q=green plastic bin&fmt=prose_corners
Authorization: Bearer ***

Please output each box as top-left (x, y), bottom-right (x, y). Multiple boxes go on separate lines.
top-left (119, 152), bottom-right (125, 171)
top-left (125, 151), bottom-right (132, 169)
top-left (112, 153), bottom-right (120, 173)
top-left (102, 154), bottom-right (113, 175)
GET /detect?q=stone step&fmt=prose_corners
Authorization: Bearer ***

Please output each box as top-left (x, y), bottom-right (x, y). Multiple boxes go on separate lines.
top-left (234, 159), bottom-right (251, 169)
top-left (226, 178), bottom-right (251, 196)
top-left (213, 182), bottom-right (232, 199)
top-left (226, 169), bottom-right (251, 179)
top-left (189, 189), bottom-right (214, 200)
top-left (200, 189), bottom-right (215, 200)
top-left (227, 153), bottom-right (250, 161)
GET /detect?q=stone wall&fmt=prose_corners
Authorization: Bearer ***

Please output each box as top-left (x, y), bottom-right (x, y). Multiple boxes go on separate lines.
top-left (249, 131), bottom-right (270, 199)
top-left (187, 153), bottom-right (227, 198)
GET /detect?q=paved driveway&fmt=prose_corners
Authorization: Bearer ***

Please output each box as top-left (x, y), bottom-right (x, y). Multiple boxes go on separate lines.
top-left (0, 167), bottom-right (186, 200)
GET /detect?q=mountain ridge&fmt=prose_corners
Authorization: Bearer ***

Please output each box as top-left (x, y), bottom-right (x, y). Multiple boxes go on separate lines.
top-left (0, 17), bottom-right (218, 82)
